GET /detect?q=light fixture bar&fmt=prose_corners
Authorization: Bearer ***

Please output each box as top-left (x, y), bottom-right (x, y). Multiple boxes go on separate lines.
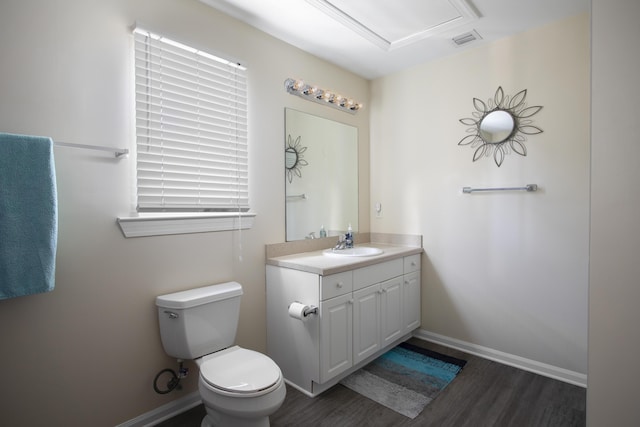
top-left (284, 78), bottom-right (363, 114)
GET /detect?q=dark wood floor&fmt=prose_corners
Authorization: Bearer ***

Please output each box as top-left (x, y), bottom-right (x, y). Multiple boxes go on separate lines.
top-left (158, 338), bottom-right (586, 427)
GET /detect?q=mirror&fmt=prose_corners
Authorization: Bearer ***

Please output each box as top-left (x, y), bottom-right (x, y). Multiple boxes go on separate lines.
top-left (458, 86), bottom-right (544, 167)
top-left (285, 108), bottom-right (358, 241)
top-left (479, 110), bottom-right (514, 143)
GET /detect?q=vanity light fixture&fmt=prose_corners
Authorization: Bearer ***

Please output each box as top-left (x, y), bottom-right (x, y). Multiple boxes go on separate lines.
top-left (284, 78), bottom-right (363, 114)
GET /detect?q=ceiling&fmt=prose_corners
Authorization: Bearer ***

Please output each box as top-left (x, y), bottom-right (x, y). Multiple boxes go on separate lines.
top-left (199, 0), bottom-right (589, 80)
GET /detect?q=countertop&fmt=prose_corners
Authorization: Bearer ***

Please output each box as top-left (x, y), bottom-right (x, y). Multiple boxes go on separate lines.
top-left (266, 242), bottom-right (423, 276)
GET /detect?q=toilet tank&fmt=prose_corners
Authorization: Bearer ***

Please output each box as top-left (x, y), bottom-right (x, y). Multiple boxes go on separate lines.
top-left (156, 282), bottom-right (243, 360)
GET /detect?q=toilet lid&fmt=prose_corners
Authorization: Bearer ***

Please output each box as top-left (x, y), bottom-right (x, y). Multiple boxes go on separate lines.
top-left (200, 347), bottom-right (281, 394)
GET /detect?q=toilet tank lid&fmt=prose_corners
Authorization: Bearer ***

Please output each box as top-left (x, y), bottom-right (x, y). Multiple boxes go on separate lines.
top-left (156, 282), bottom-right (243, 309)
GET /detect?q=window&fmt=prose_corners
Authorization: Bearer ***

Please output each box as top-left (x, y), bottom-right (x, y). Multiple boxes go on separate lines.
top-left (118, 28), bottom-right (253, 237)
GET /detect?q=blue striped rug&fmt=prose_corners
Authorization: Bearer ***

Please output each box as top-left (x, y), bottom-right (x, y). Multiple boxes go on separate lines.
top-left (340, 342), bottom-right (467, 419)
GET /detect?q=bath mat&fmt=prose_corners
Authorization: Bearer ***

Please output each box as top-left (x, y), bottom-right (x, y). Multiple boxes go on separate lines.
top-left (340, 342), bottom-right (466, 419)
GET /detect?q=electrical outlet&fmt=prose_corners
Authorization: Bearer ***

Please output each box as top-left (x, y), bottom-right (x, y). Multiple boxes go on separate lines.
top-left (374, 202), bottom-right (383, 218)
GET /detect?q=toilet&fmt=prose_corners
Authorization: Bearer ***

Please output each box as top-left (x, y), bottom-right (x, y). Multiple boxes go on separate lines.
top-left (156, 282), bottom-right (286, 427)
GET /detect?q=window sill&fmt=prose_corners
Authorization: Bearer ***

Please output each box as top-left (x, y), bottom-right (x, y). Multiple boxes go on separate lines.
top-left (116, 212), bottom-right (256, 238)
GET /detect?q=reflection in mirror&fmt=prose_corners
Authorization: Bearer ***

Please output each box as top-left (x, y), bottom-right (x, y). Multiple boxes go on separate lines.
top-left (285, 108), bottom-right (358, 241)
top-left (285, 148), bottom-right (298, 168)
top-left (285, 135), bottom-right (307, 183)
top-left (479, 110), bottom-right (514, 143)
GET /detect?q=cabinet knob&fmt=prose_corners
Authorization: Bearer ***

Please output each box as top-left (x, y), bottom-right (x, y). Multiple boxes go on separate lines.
top-left (336, 282), bottom-right (343, 288)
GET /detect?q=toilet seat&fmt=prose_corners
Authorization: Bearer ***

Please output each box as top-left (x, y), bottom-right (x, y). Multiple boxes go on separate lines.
top-left (199, 346), bottom-right (282, 396)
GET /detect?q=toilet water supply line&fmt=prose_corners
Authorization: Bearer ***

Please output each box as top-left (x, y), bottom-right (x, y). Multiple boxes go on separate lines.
top-left (153, 360), bottom-right (189, 394)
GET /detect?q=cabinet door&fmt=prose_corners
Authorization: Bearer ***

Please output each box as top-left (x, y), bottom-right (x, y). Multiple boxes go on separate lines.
top-left (403, 271), bottom-right (421, 332)
top-left (403, 254), bottom-right (421, 274)
top-left (353, 284), bottom-right (381, 364)
top-left (380, 276), bottom-right (404, 347)
top-left (320, 293), bottom-right (353, 383)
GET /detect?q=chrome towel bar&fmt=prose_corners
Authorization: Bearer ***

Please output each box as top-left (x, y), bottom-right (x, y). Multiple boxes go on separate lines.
top-left (54, 141), bottom-right (129, 158)
top-left (462, 184), bottom-right (538, 194)
top-left (286, 193), bottom-right (307, 201)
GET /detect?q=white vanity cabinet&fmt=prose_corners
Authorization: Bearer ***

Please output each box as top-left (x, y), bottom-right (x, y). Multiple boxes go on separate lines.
top-left (266, 249), bottom-right (422, 397)
top-left (319, 292), bottom-right (353, 382)
top-left (352, 281), bottom-right (381, 365)
top-left (318, 270), bottom-right (354, 383)
top-left (352, 258), bottom-right (403, 366)
top-left (403, 255), bottom-right (421, 332)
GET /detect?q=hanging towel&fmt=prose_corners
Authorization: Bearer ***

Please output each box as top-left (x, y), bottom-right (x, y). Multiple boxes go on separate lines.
top-left (0, 132), bottom-right (58, 299)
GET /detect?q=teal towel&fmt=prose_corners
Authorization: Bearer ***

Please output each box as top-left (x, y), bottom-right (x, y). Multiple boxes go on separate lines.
top-left (0, 132), bottom-right (58, 299)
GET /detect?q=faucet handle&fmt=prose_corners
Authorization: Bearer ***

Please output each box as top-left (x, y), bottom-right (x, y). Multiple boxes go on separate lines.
top-left (345, 234), bottom-right (353, 248)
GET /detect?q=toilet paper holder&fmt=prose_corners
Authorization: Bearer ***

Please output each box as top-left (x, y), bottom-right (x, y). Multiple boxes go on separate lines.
top-left (288, 302), bottom-right (318, 318)
top-left (302, 305), bottom-right (318, 317)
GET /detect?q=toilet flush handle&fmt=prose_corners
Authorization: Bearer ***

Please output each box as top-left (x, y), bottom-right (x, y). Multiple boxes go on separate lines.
top-left (164, 310), bottom-right (179, 319)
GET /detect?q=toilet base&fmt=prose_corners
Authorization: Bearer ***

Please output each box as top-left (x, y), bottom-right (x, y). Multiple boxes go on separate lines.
top-left (198, 375), bottom-right (285, 427)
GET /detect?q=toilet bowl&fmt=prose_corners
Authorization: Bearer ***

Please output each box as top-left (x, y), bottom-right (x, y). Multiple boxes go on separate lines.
top-left (197, 346), bottom-right (286, 427)
top-left (155, 282), bottom-right (286, 427)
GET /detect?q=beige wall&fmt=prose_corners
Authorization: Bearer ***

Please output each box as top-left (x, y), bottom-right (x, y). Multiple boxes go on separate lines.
top-left (370, 14), bottom-right (590, 375)
top-left (0, 0), bottom-right (369, 425)
top-left (588, 0), bottom-right (640, 425)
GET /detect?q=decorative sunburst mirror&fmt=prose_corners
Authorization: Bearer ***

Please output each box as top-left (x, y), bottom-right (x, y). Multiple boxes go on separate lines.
top-left (458, 86), bottom-right (543, 167)
top-left (285, 134), bottom-right (308, 183)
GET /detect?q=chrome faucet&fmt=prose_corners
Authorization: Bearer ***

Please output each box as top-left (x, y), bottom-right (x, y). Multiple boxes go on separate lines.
top-left (333, 234), bottom-right (352, 250)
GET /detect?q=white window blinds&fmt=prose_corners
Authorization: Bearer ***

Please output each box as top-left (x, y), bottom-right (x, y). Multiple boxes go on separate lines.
top-left (134, 28), bottom-right (249, 212)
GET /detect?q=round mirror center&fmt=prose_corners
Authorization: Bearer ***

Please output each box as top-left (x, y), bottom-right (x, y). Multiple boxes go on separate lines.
top-left (479, 110), bottom-right (515, 143)
top-left (285, 148), bottom-right (298, 169)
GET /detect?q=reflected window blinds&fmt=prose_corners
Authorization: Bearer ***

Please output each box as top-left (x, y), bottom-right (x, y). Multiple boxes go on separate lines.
top-left (134, 28), bottom-right (248, 212)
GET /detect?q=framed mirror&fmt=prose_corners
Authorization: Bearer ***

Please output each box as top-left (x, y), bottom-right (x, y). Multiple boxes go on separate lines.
top-left (285, 108), bottom-right (358, 241)
top-left (458, 86), bottom-right (543, 166)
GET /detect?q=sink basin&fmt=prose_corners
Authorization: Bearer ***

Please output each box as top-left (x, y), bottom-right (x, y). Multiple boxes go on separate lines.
top-left (323, 247), bottom-right (384, 257)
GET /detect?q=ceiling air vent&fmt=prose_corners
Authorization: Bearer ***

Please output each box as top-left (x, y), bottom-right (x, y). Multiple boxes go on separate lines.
top-left (452, 29), bottom-right (482, 46)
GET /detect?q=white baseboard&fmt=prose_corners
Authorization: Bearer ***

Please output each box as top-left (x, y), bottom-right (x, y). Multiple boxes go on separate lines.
top-left (413, 329), bottom-right (587, 388)
top-left (115, 391), bottom-right (202, 427)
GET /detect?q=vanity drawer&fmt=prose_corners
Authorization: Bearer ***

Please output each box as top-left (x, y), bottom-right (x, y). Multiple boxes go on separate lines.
top-left (404, 254), bottom-right (421, 274)
top-left (353, 258), bottom-right (403, 291)
top-left (321, 271), bottom-right (353, 300)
